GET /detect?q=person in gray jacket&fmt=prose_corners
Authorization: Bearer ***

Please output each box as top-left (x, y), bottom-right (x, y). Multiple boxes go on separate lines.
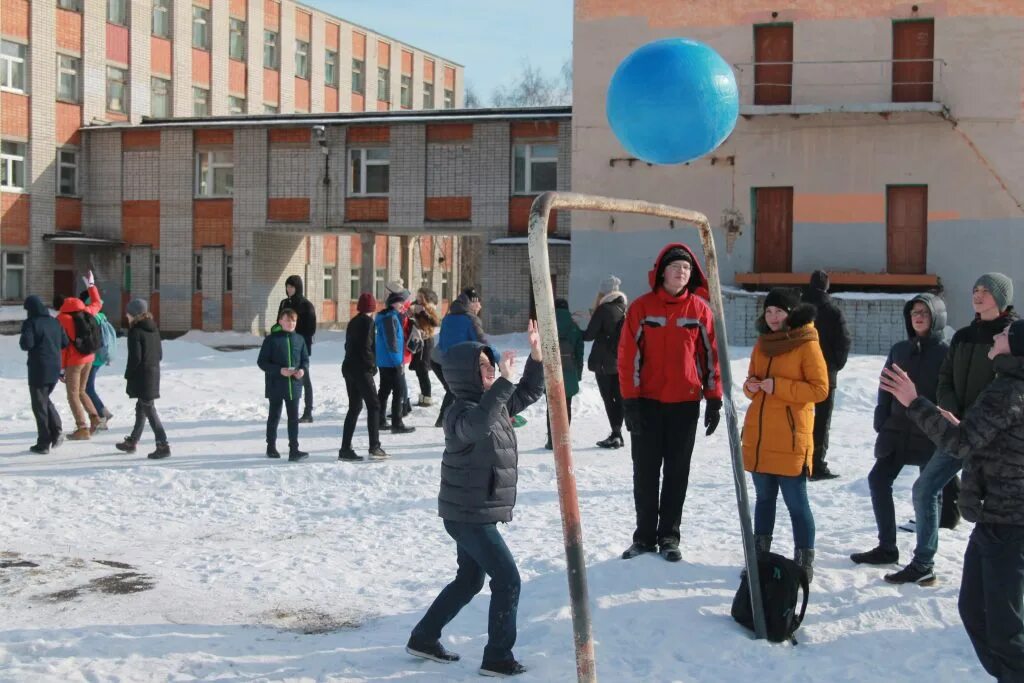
top-left (406, 321), bottom-right (544, 678)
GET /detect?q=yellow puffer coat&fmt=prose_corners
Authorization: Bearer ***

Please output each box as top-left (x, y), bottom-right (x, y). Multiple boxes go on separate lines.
top-left (742, 308), bottom-right (830, 477)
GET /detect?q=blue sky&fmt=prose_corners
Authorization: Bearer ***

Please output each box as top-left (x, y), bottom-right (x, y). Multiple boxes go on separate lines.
top-left (303, 0), bottom-right (573, 101)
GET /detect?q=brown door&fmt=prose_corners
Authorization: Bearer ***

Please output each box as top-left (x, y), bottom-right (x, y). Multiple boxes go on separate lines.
top-left (887, 186), bottom-right (928, 274)
top-left (754, 187), bottom-right (793, 273)
top-left (892, 20), bottom-right (934, 102)
top-left (754, 25), bottom-right (793, 105)
top-left (53, 270), bottom-right (75, 299)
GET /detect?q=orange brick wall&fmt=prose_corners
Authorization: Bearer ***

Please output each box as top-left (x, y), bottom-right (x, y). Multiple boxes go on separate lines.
top-left (425, 197), bottom-right (471, 221)
top-left (123, 200), bottom-right (161, 246)
top-left (229, 0), bottom-right (247, 18)
top-left (268, 127), bottom-right (310, 143)
top-left (346, 198), bottom-right (388, 222)
top-left (193, 199), bottom-right (233, 248)
top-left (107, 23), bottom-right (129, 64)
top-left (1, 194), bottom-right (29, 245)
top-left (56, 198), bottom-right (82, 231)
top-left (56, 8), bottom-right (82, 52)
top-left (150, 293), bottom-right (161, 325)
top-left (295, 10), bottom-right (311, 41)
top-left (322, 299), bottom-right (337, 322)
top-left (193, 48), bottom-right (211, 86)
top-left (267, 198), bottom-right (310, 222)
top-left (56, 102), bottom-right (82, 145)
top-left (324, 235), bottom-right (338, 262)
top-left (151, 37), bottom-right (172, 75)
top-left (195, 129), bottom-right (234, 145)
top-left (352, 93), bottom-right (365, 111)
top-left (192, 292), bottom-right (203, 329)
top-left (264, 68), bottom-right (280, 104)
top-left (294, 77), bottom-right (310, 111)
top-left (229, 60), bottom-right (247, 93)
top-left (375, 235), bottom-right (388, 266)
top-left (424, 59), bottom-right (435, 83)
top-left (123, 129), bottom-right (162, 149)
top-left (377, 41), bottom-right (390, 67)
top-left (377, 99), bottom-right (390, 112)
top-left (2, 0), bottom-right (29, 39)
top-left (264, 0), bottom-right (280, 30)
top-left (401, 50), bottom-right (413, 75)
top-left (444, 66), bottom-right (456, 90)
top-left (509, 196), bottom-right (557, 234)
top-left (1, 92), bottom-right (29, 137)
top-left (426, 123), bottom-right (473, 142)
top-left (325, 86), bottom-right (339, 112)
top-left (353, 32), bottom-right (366, 58)
top-left (325, 22), bottom-right (340, 50)
top-left (348, 126), bottom-right (389, 144)
top-left (511, 121), bottom-right (559, 139)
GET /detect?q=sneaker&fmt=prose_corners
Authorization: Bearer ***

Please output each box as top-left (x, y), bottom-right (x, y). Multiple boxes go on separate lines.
top-left (850, 547), bottom-right (899, 565)
top-left (417, 396), bottom-right (434, 407)
top-left (68, 427), bottom-right (91, 441)
top-left (288, 450), bottom-right (309, 462)
top-left (115, 437), bottom-right (137, 453)
top-left (96, 416), bottom-right (110, 431)
top-left (266, 446), bottom-right (281, 459)
top-left (368, 446), bottom-right (389, 460)
top-left (29, 444), bottom-right (50, 455)
top-left (659, 543), bottom-right (682, 563)
top-left (479, 659), bottom-right (527, 677)
top-left (596, 434), bottom-right (624, 449)
top-left (621, 542), bottom-right (656, 560)
top-left (405, 637), bottom-right (460, 663)
top-left (148, 442), bottom-right (171, 460)
top-left (51, 433), bottom-right (65, 449)
top-left (884, 563), bottom-right (937, 586)
top-left (809, 464), bottom-right (840, 481)
top-left (298, 413), bottom-right (314, 424)
top-left (391, 424), bottom-right (416, 435)
top-left (338, 448), bottom-right (364, 462)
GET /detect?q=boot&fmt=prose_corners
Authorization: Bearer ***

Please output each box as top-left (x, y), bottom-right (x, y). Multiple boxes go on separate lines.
top-left (809, 460), bottom-right (839, 481)
top-left (434, 413), bottom-right (444, 428)
top-left (148, 442), bottom-right (171, 460)
top-left (298, 411), bottom-right (313, 424)
top-left (115, 437), bottom-right (137, 453)
top-left (391, 423), bottom-right (416, 435)
top-left (266, 445), bottom-right (281, 459)
top-left (368, 446), bottom-right (389, 460)
top-left (795, 548), bottom-right (815, 583)
top-left (51, 433), bottom-right (65, 449)
top-left (596, 433), bottom-right (624, 449)
top-left (288, 449), bottom-right (309, 462)
top-left (89, 413), bottom-right (103, 434)
top-left (68, 427), bottom-right (91, 441)
top-left (338, 448), bottom-right (364, 462)
top-left (29, 444), bottom-right (50, 455)
top-left (755, 534), bottom-right (773, 556)
top-left (417, 396), bottom-right (434, 407)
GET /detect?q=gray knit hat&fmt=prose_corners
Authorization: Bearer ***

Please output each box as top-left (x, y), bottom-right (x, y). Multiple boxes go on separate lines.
top-left (975, 273), bottom-right (1013, 311)
top-left (599, 275), bottom-right (621, 295)
top-left (126, 298), bottom-right (148, 317)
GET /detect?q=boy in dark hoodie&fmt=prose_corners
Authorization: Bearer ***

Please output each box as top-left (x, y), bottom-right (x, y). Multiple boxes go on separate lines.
top-left (434, 287), bottom-right (488, 427)
top-left (278, 275), bottom-right (317, 423)
top-left (545, 298), bottom-right (583, 450)
top-left (406, 322), bottom-right (544, 678)
top-left (257, 308), bottom-right (310, 462)
top-left (115, 298), bottom-right (170, 459)
top-left (20, 295), bottom-right (70, 453)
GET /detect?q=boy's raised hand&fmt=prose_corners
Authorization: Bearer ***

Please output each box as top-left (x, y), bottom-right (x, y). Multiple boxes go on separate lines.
top-left (499, 350), bottom-right (515, 380)
top-left (527, 319), bottom-right (542, 361)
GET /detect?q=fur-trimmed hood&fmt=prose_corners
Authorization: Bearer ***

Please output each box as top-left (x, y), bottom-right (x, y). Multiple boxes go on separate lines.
top-left (598, 290), bottom-right (627, 307)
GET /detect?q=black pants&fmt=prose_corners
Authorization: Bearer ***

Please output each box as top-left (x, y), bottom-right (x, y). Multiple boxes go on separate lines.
top-left (959, 523), bottom-right (1024, 683)
top-left (867, 454), bottom-right (925, 551)
top-left (433, 361), bottom-right (454, 420)
top-left (29, 383), bottom-right (62, 448)
top-left (342, 365), bottom-right (381, 451)
top-left (631, 400), bottom-right (700, 547)
top-left (130, 399), bottom-right (167, 444)
top-left (378, 367), bottom-right (407, 424)
top-left (267, 397), bottom-right (299, 451)
top-left (596, 373), bottom-right (624, 436)
top-left (411, 339), bottom-right (437, 399)
top-left (812, 387), bottom-right (835, 469)
top-left (545, 400), bottom-right (573, 446)
top-left (301, 367), bottom-right (313, 415)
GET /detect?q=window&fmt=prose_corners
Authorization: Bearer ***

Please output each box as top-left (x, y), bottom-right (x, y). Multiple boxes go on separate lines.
top-left (349, 148), bottom-right (389, 196)
top-left (58, 0), bottom-right (82, 10)
top-left (441, 270), bottom-right (450, 302)
top-left (352, 59), bottom-right (365, 94)
top-left (323, 266), bottom-right (335, 300)
top-left (422, 81), bottom-right (434, 108)
top-left (295, 40), bottom-right (310, 79)
top-left (152, 251), bottom-right (160, 291)
top-left (229, 18), bottom-right (246, 60)
top-left (193, 253), bottom-right (202, 291)
top-left (123, 252), bottom-right (132, 291)
top-left (57, 55), bottom-right (80, 103)
top-left (195, 150), bottom-right (233, 197)
top-left (57, 149), bottom-right (79, 196)
top-left (350, 268), bottom-right (361, 299)
top-left (152, 0), bottom-right (170, 38)
top-left (192, 5), bottom-right (210, 50)
top-left (400, 74), bottom-right (412, 108)
top-left (1, 141), bottom-right (26, 191)
top-left (325, 50), bottom-right (338, 87)
top-left (264, 103), bottom-right (279, 114)
top-left (374, 268), bottom-right (386, 301)
top-left (3, 252), bottom-right (25, 301)
top-left (264, 31), bottom-right (279, 69)
top-left (228, 95), bottom-right (246, 114)
top-left (443, 88), bottom-right (454, 109)
top-left (513, 143), bottom-right (558, 194)
top-left (151, 77), bottom-right (170, 117)
top-left (107, 66), bottom-right (128, 113)
top-left (193, 86), bottom-right (209, 115)
top-left (377, 67), bottom-right (390, 102)
top-left (224, 254), bottom-right (233, 292)
top-left (1, 41), bottom-right (27, 93)
top-left (108, 0), bottom-right (128, 25)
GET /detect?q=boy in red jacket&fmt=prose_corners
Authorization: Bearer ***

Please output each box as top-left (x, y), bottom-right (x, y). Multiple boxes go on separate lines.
top-left (57, 270), bottom-right (103, 440)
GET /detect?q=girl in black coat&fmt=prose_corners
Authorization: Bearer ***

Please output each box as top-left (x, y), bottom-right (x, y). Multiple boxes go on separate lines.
top-left (116, 298), bottom-right (170, 459)
top-left (340, 293), bottom-right (386, 461)
top-left (582, 275), bottom-right (627, 448)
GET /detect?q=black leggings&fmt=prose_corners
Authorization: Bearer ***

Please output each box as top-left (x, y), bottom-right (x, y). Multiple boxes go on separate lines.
top-left (596, 372), bottom-right (624, 435)
top-left (378, 367), bottom-right (408, 423)
top-left (342, 365), bottom-right (381, 450)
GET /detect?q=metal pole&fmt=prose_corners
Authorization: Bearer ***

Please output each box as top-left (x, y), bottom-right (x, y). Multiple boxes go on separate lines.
top-left (527, 192), bottom-right (768, 647)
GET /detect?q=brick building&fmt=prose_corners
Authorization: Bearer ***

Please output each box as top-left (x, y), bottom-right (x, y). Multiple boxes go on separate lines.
top-left (0, 0), bottom-right (463, 311)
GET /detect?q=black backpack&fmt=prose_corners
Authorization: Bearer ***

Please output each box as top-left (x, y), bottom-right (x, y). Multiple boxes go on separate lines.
top-left (71, 310), bottom-right (104, 356)
top-left (731, 551), bottom-right (809, 644)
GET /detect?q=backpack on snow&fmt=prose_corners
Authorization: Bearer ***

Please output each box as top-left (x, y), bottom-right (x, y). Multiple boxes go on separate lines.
top-left (97, 315), bottom-right (117, 365)
top-left (71, 311), bottom-right (104, 356)
top-left (731, 551), bottom-right (809, 644)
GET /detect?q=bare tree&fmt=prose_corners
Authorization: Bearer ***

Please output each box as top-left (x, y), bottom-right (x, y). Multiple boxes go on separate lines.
top-left (464, 82), bottom-right (483, 108)
top-left (489, 60), bottom-right (571, 107)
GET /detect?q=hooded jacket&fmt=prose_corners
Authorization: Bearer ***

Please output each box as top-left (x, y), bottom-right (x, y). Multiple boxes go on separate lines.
top-left (342, 312), bottom-right (375, 373)
top-left (19, 296), bottom-right (69, 386)
top-left (57, 283), bottom-right (102, 368)
top-left (277, 275), bottom-right (318, 351)
top-left (937, 308), bottom-right (1017, 416)
top-left (873, 294), bottom-right (950, 465)
top-left (437, 341), bottom-right (545, 524)
top-left (125, 316), bottom-right (162, 400)
top-left (583, 291), bottom-right (627, 375)
top-left (741, 304), bottom-right (830, 476)
top-left (437, 295), bottom-right (488, 356)
top-left (556, 306), bottom-right (584, 399)
top-left (800, 285), bottom-right (851, 387)
top-left (257, 323), bottom-right (309, 401)
top-left (374, 307), bottom-right (405, 368)
top-left (617, 243), bottom-right (722, 404)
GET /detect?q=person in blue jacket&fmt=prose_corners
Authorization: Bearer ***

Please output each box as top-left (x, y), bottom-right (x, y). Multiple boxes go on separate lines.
top-left (376, 290), bottom-right (415, 435)
top-left (257, 308), bottom-right (310, 461)
top-left (20, 295), bottom-right (69, 453)
top-left (433, 287), bottom-right (488, 427)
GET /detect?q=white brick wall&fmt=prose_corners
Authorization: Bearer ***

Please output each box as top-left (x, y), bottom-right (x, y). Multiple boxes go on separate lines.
top-left (211, 0), bottom-right (231, 116)
top-left (158, 129), bottom-right (194, 330)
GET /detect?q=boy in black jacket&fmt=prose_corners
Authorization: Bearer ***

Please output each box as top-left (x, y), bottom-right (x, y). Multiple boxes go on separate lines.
top-left (115, 298), bottom-right (170, 459)
top-left (257, 309), bottom-right (310, 462)
top-left (278, 275), bottom-right (317, 423)
top-left (340, 293), bottom-right (386, 461)
top-left (20, 295), bottom-right (69, 453)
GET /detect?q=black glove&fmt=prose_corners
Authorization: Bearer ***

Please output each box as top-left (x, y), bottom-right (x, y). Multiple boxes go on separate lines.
top-left (704, 399), bottom-right (722, 436)
top-left (623, 399), bottom-right (642, 435)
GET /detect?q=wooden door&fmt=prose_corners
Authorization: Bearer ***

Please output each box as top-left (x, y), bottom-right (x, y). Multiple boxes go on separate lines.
top-left (887, 186), bottom-right (928, 274)
top-left (754, 25), bottom-right (793, 105)
top-left (892, 20), bottom-right (934, 102)
top-left (754, 187), bottom-right (793, 273)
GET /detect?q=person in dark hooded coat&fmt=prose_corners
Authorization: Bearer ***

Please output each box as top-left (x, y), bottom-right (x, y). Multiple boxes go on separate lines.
top-left (433, 287), bottom-right (488, 427)
top-left (278, 275), bottom-right (317, 422)
top-left (115, 298), bottom-right (171, 459)
top-left (583, 275), bottom-right (627, 448)
top-left (406, 323), bottom-right (544, 678)
top-left (20, 295), bottom-right (69, 453)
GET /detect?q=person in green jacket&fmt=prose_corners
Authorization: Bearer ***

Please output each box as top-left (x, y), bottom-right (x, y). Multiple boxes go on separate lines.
top-left (257, 308), bottom-right (310, 462)
top-left (545, 298), bottom-right (584, 450)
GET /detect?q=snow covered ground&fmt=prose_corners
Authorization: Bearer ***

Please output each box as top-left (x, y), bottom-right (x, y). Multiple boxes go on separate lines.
top-left (0, 329), bottom-right (985, 682)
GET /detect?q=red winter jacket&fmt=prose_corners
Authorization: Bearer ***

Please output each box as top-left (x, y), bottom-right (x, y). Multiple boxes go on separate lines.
top-left (617, 243), bottom-right (722, 404)
top-left (58, 284), bottom-right (102, 368)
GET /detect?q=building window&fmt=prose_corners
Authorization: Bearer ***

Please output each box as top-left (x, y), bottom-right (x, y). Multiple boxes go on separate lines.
top-left (224, 254), bottom-right (233, 292)
top-left (1, 41), bottom-right (27, 93)
top-left (377, 67), bottom-right (390, 102)
top-left (57, 55), bottom-right (81, 103)
top-left (323, 266), bottom-right (335, 300)
top-left (264, 31), bottom-right (279, 69)
top-left (193, 86), bottom-right (209, 116)
top-left (325, 50), bottom-right (338, 87)
top-left (195, 150), bottom-right (233, 197)
top-left (228, 95), bottom-right (246, 114)
top-left (108, 0), bottom-right (128, 25)
top-left (400, 74), bottom-right (412, 108)
top-left (193, 253), bottom-right (202, 291)
top-left (443, 88), bottom-right (454, 109)
top-left (123, 252), bottom-right (132, 291)
top-left (58, 0), bottom-right (82, 10)
top-left (422, 81), bottom-right (434, 108)
top-left (295, 40), bottom-right (310, 79)
top-left (152, 251), bottom-right (160, 291)
top-left (2, 252), bottom-right (25, 301)
top-left (57, 149), bottom-right (79, 196)
top-left (513, 143), bottom-right (557, 194)
top-left (192, 5), bottom-right (210, 50)
top-left (350, 268), bottom-right (361, 299)
top-left (352, 59), bottom-right (365, 95)
top-left (151, 77), bottom-right (170, 117)
top-left (349, 148), bottom-right (389, 196)
top-left (107, 66), bottom-right (128, 113)
top-left (441, 270), bottom-right (450, 302)
top-left (229, 18), bottom-right (246, 60)
top-left (264, 103), bottom-right (279, 114)
top-left (374, 268), bottom-right (386, 301)
top-left (1, 141), bottom-right (26, 191)
top-left (152, 0), bottom-right (171, 38)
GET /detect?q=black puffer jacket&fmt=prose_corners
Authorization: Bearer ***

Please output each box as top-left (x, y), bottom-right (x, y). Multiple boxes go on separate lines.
top-left (277, 275), bottom-right (318, 351)
top-left (909, 354), bottom-right (1024, 525)
top-left (20, 295), bottom-right (69, 386)
top-left (437, 341), bottom-right (544, 524)
top-left (125, 317), bottom-right (162, 400)
top-left (874, 294), bottom-right (950, 465)
top-left (583, 292), bottom-right (626, 375)
top-left (937, 310), bottom-right (1017, 416)
top-left (801, 286), bottom-right (852, 386)
top-left (342, 312), bottom-right (375, 373)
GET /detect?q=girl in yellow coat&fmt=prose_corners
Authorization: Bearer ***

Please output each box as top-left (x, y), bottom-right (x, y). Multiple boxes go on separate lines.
top-left (742, 288), bottom-right (830, 581)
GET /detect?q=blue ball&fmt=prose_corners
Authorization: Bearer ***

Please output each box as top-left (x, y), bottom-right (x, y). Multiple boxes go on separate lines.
top-left (606, 38), bottom-right (739, 165)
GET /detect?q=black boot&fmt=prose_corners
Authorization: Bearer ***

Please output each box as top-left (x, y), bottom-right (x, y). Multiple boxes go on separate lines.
top-left (596, 433), bottom-right (624, 449)
top-left (148, 442), bottom-right (171, 460)
top-left (116, 437), bottom-right (137, 454)
top-left (338, 448), bottom-right (364, 462)
top-left (391, 423), bottom-right (416, 435)
top-left (479, 659), bottom-right (527, 677)
top-left (406, 637), bottom-right (460, 663)
top-left (795, 548), bottom-right (815, 583)
top-left (266, 445), bottom-right (281, 459)
top-left (621, 542), bottom-right (656, 559)
top-left (29, 444), bottom-right (50, 454)
top-left (369, 446), bottom-right (389, 460)
top-left (850, 547), bottom-right (899, 565)
top-left (298, 411), bottom-right (313, 424)
top-left (288, 449), bottom-right (309, 462)
top-left (809, 461), bottom-right (839, 481)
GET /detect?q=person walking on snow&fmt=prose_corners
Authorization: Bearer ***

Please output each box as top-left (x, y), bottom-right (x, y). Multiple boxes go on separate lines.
top-left (257, 308), bottom-right (310, 462)
top-left (115, 299), bottom-right (171, 459)
top-left (20, 295), bottom-right (69, 454)
top-left (582, 275), bottom-right (627, 449)
top-left (376, 290), bottom-right (415, 434)
top-left (56, 270), bottom-right (103, 440)
top-left (339, 293), bottom-right (387, 462)
top-left (618, 244), bottom-right (723, 563)
top-left (277, 275), bottom-right (317, 423)
top-left (79, 288), bottom-right (116, 432)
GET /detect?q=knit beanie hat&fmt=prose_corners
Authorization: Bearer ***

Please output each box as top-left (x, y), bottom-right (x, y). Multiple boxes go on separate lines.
top-left (1008, 320), bottom-right (1024, 357)
top-left (356, 292), bottom-right (376, 313)
top-left (656, 247), bottom-right (694, 286)
top-left (385, 279), bottom-right (405, 296)
top-left (975, 273), bottom-right (1013, 312)
top-left (599, 275), bottom-right (621, 295)
top-left (462, 286), bottom-right (480, 302)
top-left (763, 287), bottom-right (801, 313)
top-left (386, 290), bottom-right (410, 307)
top-left (126, 298), bottom-right (148, 317)
top-left (810, 270), bottom-right (830, 292)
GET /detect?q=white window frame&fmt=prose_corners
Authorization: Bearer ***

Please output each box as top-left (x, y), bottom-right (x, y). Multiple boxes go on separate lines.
top-left (323, 265), bottom-right (335, 301)
top-left (106, 65), bottom-right (128, 113)
top-left (443, 88), bottom-right (455, 109)
top-left (229, 18), bottom-right (246, 60)
top-left (2, 251), bottom-right (26, 302)
top-left (377, 66), bottom-right (390, 102)
top-left (193, 86), bottom-right (209, 116)
top-left (295, 40), bottom-right (310, 79)
top-left (152, 0), bottom-right (171, 38)
top-left (349, 267), bottom-right (361, 300)
top-left (228, 95), bottom-right (246, 114)
top-left (422, 81), bottom-right (434, 108)
top-left (192, 5), bottom-right (210, 50)
top-left (57, 148), bottom-right (79, 196)
top-left (151, 76), bottom-right (171, 117)
top-left (349, 148), bottom-right (389, 197)
top-left (264, 30), bottom-right (279, 70)
top-left (1, 41), bottom-right (27, 94)
top-left (58, 0), bottom-right (82, 11)
top-left (351, 58), bottom-right (365, 94)
top-left (1, 141), bottom-right (26, 192)
top-left (325, 50), bottom-right (338, 87)
top-left (57, 54), bottom-right (80, 103)
top-left (108, 0), bottom-right (128, 26)
top-left (263, 103), bottom-right (279, 114)
top-left (195, 149), bottom-right (234, 198)
top-left (512, 143), bottom-right (558, 195)
top-left (400, 74), bottom-right (412, 108)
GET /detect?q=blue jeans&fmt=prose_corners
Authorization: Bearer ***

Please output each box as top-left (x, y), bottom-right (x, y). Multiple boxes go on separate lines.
top-left (751, 472), bottom-right (815, 549)
top-left (868, 456), bottom-right (924, 552)
top-left (912, 449), bottom-right (963, 568)
top-left (411, 520), bottom-right (521, 664)
top-left (85, 364), bottom-right (105, 415)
